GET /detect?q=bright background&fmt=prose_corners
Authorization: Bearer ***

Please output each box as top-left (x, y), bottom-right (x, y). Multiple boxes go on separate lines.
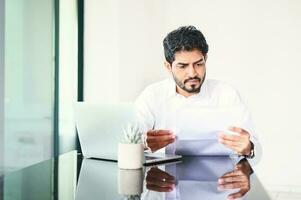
top-left (84, 0), bottom-right (301, 194)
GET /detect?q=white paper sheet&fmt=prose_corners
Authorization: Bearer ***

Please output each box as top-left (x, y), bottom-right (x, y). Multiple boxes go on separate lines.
top-left (165, 105), bottom-right (248, 140)
top-left (164, 105), bottom-right (250, 155)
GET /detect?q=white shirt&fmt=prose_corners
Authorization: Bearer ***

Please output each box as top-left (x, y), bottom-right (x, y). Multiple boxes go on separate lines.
top-left (135, 78), bottom-right (261, 165)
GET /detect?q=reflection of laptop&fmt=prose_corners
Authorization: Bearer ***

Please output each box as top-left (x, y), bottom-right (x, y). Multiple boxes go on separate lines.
top-left (74, 102), bottom-right (181, 164)
top-left (144, 152), bottom-right (182, 166)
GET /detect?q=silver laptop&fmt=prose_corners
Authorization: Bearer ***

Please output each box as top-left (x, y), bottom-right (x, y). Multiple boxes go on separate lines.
top-left (74, 102), bottom-right (181, 164)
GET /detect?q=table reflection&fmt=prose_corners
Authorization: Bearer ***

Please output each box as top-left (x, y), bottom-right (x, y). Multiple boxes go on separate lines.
top-left (141, 156), bottom-right (253, 200)
top-left (75, 155), bottom-right (255, 200)
top-left (0, 151), bottom-right (269, 200)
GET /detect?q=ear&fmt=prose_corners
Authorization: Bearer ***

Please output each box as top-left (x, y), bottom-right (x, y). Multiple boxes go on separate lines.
top-left (164, 61), bottom-right (172, 73)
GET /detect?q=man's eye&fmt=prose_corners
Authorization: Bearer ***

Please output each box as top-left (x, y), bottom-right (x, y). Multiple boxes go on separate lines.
top-left (177, 65), bottom-right (186, 69)
top-left (196, 63), bottom-right (204, 67)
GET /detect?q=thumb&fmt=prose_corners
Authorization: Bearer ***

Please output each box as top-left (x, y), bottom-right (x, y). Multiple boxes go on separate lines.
top-left (229, 126), bottom-right (249, 136)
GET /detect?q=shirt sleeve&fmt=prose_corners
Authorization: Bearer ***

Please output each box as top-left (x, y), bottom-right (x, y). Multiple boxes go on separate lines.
top-left (233, 89), bottom-right (262, 166)
top-left (240, 109), bottom-right (262, 166)
top-left (231, 88), bottom-right (262, 166)
top-left (134, 87), bottom-right (156, 135)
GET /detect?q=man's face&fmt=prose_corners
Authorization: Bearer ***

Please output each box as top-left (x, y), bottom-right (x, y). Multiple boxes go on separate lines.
top-left (165, 49), bottom-right (207, 97)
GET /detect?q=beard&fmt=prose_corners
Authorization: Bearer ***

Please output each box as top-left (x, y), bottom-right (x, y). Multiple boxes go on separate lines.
top-left (172, 72), bottom-right (206, 94)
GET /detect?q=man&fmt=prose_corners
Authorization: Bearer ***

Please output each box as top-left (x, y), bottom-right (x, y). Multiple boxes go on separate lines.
top-left (135, 26), bottom-right (260, 160)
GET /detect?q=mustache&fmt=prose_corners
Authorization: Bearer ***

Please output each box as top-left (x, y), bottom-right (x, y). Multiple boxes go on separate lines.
top-left (184, 77), bottom-right (201, 84)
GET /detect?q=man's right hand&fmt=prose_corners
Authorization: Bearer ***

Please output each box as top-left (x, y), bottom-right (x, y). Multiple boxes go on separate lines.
top-left (146, 130), bottom-right (176, 152)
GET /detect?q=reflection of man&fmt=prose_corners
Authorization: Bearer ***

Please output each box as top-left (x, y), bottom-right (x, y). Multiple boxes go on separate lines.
top-left (145, 158), bottom-right (252, 199)
top-left (146, 167), bottom-right (175, 192)
top-left (218, 158), bottom-right (253, 199)
top-left (135, 26), bottom-right (260, 158)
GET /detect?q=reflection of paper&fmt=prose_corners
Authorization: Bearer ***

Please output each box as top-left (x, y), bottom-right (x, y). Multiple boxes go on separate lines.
top-left (142, 157), bottom-right (245, 200)
top-left (173, 156), bottom-right (236, 180)
top-left (175, 139), bottom-right (235, 156)
top-left (171, 157), bottom-right (245, 200)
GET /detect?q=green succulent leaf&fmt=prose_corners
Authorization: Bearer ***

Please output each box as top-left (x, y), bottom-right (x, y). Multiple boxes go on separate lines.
top-left (122, 123), bottom-right (143, 144)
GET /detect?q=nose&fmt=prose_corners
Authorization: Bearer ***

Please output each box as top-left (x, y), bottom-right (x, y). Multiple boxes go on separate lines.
top-left (187, 65), bottom-right (197, 77)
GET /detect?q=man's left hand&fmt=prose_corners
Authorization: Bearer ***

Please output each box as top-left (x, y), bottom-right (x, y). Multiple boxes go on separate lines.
top-left (218, 126), bottom-right (252, 156)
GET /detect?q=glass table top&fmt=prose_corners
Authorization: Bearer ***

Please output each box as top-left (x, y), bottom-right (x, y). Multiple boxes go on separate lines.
top-left (0, 151), bottom-right (271, 200)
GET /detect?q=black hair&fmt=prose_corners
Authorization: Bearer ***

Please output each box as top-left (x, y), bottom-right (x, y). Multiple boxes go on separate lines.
top-left (163, 26), bottom-right (209, 64)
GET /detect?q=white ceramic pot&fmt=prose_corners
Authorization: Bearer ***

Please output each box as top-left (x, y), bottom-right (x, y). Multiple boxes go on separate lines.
top-left (118, 143), bottom-right (144, 169)
top-left (118, 168), bottom-right (143, 195)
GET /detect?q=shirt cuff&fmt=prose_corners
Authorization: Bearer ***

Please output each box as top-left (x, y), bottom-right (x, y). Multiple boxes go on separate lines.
top-left (142, 131), bottom-right (151, 152)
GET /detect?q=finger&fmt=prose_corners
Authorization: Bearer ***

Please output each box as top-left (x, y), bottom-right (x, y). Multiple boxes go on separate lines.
top-left (148, 140), bottom-right (175, 152)
top-left (227, 189), bottom-right (248, 199)
top-left (221, 140), bottom-right (250, 155)
top-left (147, 135), bottom-right (176, 142)
top-left (148, 130), bottom-right (174, 136)
top-left (218, 181), bottom-right (245, 190)
top-left (148, 168), bottom-right (175, 182)
top-left (146, 177), bottom-right (175, 188)
top-left (147, 138), bottom-right (175, 147)
top-left (148, 136), bottom-right (175, 145)
top-left (218, 138), bottom-right (240, 147)
top-left (150, 140), bottom-right (175, 152)
top-left (147, 139), bottom-right (175, 149)
top-left (235, 163), bottom-right (243, 169)
top-left (146, 183), bottom-right (174, 192)
top-left (221, 170), bottom-right (243, 178)
top-left (229, 126), bottom-right (243, 133)
top-left (229, 126), bottom-right (249, 137)
top-left (218, 175), bottom-right (244, 184)
top-left (218, 133), bottom-right (240, 142)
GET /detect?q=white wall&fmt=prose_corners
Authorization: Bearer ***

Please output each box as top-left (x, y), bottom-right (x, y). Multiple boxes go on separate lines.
top-left (85, 0), bottom-right (168, 103)
top-left (85, 0), bottom-right (301, 191)
top-left (85, 0), bottom-right (120, 102)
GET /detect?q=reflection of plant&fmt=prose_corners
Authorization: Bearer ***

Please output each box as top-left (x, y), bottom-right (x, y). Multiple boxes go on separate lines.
top-left (123, 123), bottom-right (143, 144)
top-left (124, 195), bottom-right (141, 200)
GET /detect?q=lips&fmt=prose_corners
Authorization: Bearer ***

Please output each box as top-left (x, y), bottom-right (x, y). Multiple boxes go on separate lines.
top-left (185, 79), bottom-right (200, 84)
top-left (188, 80), bottom-right (199, 83)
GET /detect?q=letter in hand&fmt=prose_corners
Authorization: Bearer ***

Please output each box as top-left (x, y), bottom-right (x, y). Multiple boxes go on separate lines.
top-left (146, 167), bottom-right (176, 192)
top-left (217, 159), bottom-right (253, 200)
top-left (146, 130), bottom-right (176, 152)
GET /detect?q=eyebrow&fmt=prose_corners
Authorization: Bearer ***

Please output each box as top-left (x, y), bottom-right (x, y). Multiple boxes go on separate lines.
top-left (177, 58), bottom-right (204, 65)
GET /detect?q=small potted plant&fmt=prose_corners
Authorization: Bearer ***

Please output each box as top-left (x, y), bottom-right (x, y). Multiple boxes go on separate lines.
top-left (118, 123), bottom-right (144, 169)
